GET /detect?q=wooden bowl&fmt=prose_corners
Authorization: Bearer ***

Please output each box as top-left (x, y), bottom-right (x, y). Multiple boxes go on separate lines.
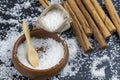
top-left (12, 29), bottom-right (69, 80)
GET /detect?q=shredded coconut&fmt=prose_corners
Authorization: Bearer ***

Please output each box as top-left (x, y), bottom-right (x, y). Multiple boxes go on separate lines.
top-left (40, 9), bottom-right (64, 32)
top-left (17, 38), bottom-right (64, 70)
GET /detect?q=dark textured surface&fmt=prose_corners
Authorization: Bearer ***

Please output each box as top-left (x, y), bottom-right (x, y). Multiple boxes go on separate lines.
top-left (0, 0), bottom-right (120, 80)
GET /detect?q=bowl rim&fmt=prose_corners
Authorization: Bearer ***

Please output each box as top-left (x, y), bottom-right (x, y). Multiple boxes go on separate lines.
top-left (12, 29), bottom-right (69, 72)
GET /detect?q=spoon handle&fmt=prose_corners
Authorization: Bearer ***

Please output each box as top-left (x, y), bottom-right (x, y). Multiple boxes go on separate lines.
top-left (22, 20), bottom-right (33, 47)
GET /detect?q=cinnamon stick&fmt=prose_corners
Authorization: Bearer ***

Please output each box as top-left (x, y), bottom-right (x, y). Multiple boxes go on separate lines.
top-left (63, 1), bottom-right (92, 53)
top-left (91, 0), bottom-right (116, 34)
top-left (39, 0), bottom-right (48, 8)
top-left (75, 0), bottom-right (107, 48)
top-left (82, 0), bottom-right (111, 39)
top-left (104, 0), bottom-right (120, 37)
top-left (44, 0), bottom-right (50, 6)
top-left (67, 0), bottom-right (92, 37)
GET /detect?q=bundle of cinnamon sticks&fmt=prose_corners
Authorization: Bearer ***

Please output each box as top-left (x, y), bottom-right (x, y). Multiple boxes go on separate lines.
top-left (39, 0), bottom-right (120, 53)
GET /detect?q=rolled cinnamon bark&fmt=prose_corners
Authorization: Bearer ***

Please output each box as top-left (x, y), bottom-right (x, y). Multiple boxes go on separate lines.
top-left (104, 0), bottom-right (120, 37)
top-left (91, 0), bottom-right (116, 34)
top-left (44, 0), bottom-right (50, 6)
top-left (63, 1), bottom-right (93, 53)
top-left (75, 0), bottom-right (107, 48)
top-left (39, 0), bottom-right (48, 8)
top-left (67, 0), bottom-right (92, 37)
top-left (82, 0), bottom-right (111, 39)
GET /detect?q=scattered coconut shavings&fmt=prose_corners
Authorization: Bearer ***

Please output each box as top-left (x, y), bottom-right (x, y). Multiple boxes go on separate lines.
top-left (91, 55), bottom-right (110, 79)
top-left (23, 1), bottom-right (31, 9)
top-left (0, 27), bottom-right (23, 80)
top-left (0, 0), bottom-right (120, 80)
top-left (111, 75), bottom-right (119, 80)
top-left (59, 38), bottom-right (80, 77)
top-left (0, 17), bottom-right (18, 24)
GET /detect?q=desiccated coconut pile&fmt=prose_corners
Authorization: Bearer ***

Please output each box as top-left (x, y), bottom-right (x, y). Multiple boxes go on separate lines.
top-left (40, 9), bottom-right (64, 32)
top-left (17, 38), bottom-right (64, 70)
top-left (0, 0), bottom-right (120, 80)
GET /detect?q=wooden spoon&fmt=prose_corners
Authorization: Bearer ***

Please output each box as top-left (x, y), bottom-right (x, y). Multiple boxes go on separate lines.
top-left (22, 20), bottom-right (39, 67)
